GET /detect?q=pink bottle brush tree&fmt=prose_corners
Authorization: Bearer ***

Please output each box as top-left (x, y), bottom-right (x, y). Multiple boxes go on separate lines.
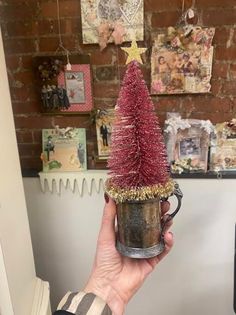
top-left (106, 61), bottom-right (175, 203)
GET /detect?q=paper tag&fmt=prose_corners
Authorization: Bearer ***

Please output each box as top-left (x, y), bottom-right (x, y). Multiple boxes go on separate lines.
top-left (188, 9), bottom-right (195, 19)
top-left (66, 63), bottom-right (72, 71)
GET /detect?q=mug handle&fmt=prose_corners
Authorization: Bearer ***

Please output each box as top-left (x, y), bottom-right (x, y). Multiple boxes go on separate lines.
top-left (160, 182), bottom-right (183, 236)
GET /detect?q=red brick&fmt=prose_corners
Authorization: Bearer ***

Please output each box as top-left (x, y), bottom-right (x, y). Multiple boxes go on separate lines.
top-left (37, 20), bottom-right (58, 36)
top-left (12, 101), bottom-right (40, 114)
top-left (212, 62), bottom-right (229, 79)
top-left (5, 55), bottom-right (32, 72)
top-left (0, 4), bottom-right (38, 21)
top-left (203, 9), bottom-right (236, 26)
top-left (210, 80), bottom-right (222, 95)
top-left (54, 116), bottom-right (90, 128)
top-left (193, 112), bottom-right (234, 123)
top-left (90, 47), bottom-right (115, 65)
top-left (60, 18), bottom-right (80, 34)
top-left (20, 157), bottom-right (42, 171)
top-left (215, 46), bottom-right (236, 61)
top-left (32, 130), bottom-right (43, 143)
top-left (14, 116), bottom-right (54, 129)
top-left (93, 98), bottom-right (115, 109)
top-left (154, 97), bottom-right (181, 112)
top-left (145, 0), bottom-right (180, 12)
top-left (40, 1), bottom-right (58, 19)
top-left (234, 30), bottom-right (236, 45)
top-left (10, 86), bottom-right (37, 102)
top-left (213, 28), bottom-right (230, 47)
top-left (93, 82), bottom-right (119, 98)
top-left (197, 0), bottom-right (235, 8)
top-left (18, 143), bottom-right (42, 157)
top-left (16, 130), bottom-right (33, 143)
top-left (59, 0), bottom-right (80, 17)
top-left (6, 21), bottom-right (34, 37)
top-left (192, 97), bottom-right (233, 112)
top-left (39, 36), bottom-right (75, 52)
top-left (229, 64), bottom-right (236, 80)
top-left (151, 11), bottom-right (180, 28)
top-left (222, 81), bottom-right (236, 95)
top-left (3, 38), bottom-right (36, 54)
top-left (154, 112), bottom-right (166, 127)
top-left (41, 0), bottom-right (79, 18)
top-left (13, 71), bottom-right (35, 86)
top-left (232, 98), bottom-right (236, 112)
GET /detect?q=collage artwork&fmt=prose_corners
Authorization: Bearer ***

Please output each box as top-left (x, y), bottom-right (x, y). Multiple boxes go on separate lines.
top-left (151, 26), bottom-right (215, 94)
top-left (81, 0), bottom-right (144, 49)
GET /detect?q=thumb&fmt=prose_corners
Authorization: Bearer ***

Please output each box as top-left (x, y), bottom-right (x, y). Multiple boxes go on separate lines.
top-left (98, 194), bottom-right (117, 244)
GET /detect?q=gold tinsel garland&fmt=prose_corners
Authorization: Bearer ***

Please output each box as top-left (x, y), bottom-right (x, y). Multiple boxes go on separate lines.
top-left (105, 178), bottom-right (175, 204)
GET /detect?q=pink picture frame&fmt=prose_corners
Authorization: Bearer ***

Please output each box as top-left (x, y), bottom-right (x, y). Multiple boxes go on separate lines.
top-left (58, 64), bottom-right (93, 113)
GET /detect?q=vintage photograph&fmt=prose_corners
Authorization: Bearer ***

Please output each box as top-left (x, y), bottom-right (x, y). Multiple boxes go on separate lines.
top-left (58, 64), bottom-right (93, 113)
top-left (96, 109), bottom-right (115, 159)
top-left (65, 71), bottom-right (85, 104)
top-left (41, 128), bottom-right (87, 172)
top-left (179, 137), bottom-right (201, 158)
top-left (151, 26), bottom-right (215, 95)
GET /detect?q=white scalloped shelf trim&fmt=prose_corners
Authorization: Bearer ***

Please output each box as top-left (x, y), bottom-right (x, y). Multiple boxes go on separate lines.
top-left (39, 170), bottom-right (108, 195)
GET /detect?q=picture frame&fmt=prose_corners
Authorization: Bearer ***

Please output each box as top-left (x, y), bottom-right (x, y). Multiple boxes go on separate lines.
top-left (164, 116), bottom-right (213, 174)
top-left (41, 127), bottom-right (87, 172)
top-left (151, 26), bottom-right (215, 95)
top-left (33, 54), bottom-right (93, 114)
top-left (210, 120), bottom-right (236, 172)
top-left (58, 64), bottom-right (93, 113)
top-left (95, 109), bottom-right (115, 160)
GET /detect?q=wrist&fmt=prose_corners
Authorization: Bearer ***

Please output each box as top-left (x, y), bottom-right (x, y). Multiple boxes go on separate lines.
top-left (84, 278), bottom-right (126, 315)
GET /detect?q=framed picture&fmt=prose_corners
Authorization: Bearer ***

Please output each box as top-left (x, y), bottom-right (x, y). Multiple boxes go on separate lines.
top-left (58, 64), bottom-right (93, 113)
top-left (179, 137), bottom-right (201, 158)
top-left (210, 120), bottom-right (236, 171)
top-left (151, 26), bottom-right (215, 95)
top-left (164, 116), bottom-right (213, 174)
top-left (41, 128), bottom-right (87, 172)
top-left (95, 109), bottom-right (115, 160)
top-left (33, 54), bottom-right (93, 114)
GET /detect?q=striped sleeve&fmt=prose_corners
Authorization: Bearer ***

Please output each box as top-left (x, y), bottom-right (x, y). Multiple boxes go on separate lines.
top-left (54, 292), bottom-right (112, 315)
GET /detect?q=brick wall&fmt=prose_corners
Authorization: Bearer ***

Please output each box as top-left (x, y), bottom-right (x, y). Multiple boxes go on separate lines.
top-left (0, 0), bottom-right (236, 173)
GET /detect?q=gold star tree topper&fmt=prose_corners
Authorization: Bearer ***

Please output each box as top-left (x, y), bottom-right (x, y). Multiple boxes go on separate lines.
top-left (121, 40), bottom-right (147, 65)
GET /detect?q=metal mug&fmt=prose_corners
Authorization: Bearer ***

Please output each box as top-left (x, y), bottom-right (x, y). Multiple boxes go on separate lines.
top-left (116, 182), bottom-right (183, 259)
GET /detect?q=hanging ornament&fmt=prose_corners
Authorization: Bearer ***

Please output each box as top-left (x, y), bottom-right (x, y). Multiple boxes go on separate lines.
top-left (66, 51), bottom-right (72, 71)
top-left (121, 40), bottom-right (147, 65)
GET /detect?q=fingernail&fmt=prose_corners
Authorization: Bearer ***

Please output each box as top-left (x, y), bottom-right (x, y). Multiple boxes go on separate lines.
top-left (104, 193), bottom-right (109, 203)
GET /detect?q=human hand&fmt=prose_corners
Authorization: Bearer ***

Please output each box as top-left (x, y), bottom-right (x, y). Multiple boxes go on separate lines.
top-left (84, 196), bottom-right (174, 315)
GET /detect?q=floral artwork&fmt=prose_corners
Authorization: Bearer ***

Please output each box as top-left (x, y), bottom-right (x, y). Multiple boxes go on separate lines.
top-left (41, 128), bottom-right (87, 172)
top-left (210, 119), bottom-right (236, 172)
top-left (151, 26), bottom-right (215, 95)
top-left (81, 0), bottom-right (144, 49)
top-left (164, 116), bottom-right (214, 174)
top-left (96, 109), bottom-right (115, 159)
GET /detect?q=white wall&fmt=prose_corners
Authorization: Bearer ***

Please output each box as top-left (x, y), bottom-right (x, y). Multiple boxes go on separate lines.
top-left (23, 177), bottom-right (236, 314)
top-left (0, 29), bottom-right (37, 315)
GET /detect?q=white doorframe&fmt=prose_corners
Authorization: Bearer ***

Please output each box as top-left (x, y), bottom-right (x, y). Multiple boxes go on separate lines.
top-left (0, 26), bottom-right (50, 315)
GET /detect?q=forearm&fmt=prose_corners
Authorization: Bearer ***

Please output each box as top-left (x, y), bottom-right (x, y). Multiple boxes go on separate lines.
top-left (54, 291), bottom-right (112, 315)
